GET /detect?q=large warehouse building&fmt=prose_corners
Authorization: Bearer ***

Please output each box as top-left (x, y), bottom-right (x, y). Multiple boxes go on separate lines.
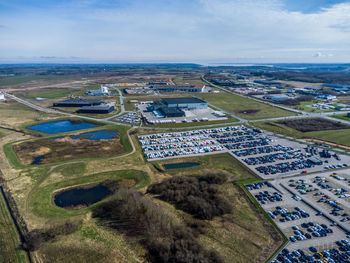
top-left (162, 97), bottom-right (208, 109)
top-left (53, 98), bottom-right (103, 107)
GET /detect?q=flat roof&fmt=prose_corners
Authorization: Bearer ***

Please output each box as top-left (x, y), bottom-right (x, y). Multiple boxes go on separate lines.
top-left (162, 97), bottom-right (206, 105)
top-left (80, 104), bottom-right (113, 110)
top-left (56, 98), bottom-right (103, 105)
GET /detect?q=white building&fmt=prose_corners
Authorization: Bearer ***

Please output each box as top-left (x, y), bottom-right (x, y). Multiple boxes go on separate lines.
top-left (0, 92), bottom-right (5, 101)
top-left (85, 85), bottom-right (110, 96)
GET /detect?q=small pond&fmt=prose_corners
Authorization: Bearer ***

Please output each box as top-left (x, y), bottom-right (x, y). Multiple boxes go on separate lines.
top-left (54, 130), bottom-right (118, 141)
top-left (32, 155), bottom-right (44, 165)
top-left (54, 184), bottom-right (112, 208)
top-left (27, 120), bottom-right (97, 134)
top-left (163, 162), bottom-right (200, 170)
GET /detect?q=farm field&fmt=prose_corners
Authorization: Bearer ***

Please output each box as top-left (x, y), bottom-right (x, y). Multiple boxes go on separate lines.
top-left (195, 90), bottom-right (296, 120)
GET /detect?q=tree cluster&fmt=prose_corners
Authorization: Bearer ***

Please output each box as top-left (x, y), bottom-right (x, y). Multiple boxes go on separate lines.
top-left (278, 118), bottom-right (350, 132)
top-left (92, 189), bottom-right (223, 263)
top-left (147, 173), bottom-right (232, 220)
top-left (23, 221), bottom-right (79, 251)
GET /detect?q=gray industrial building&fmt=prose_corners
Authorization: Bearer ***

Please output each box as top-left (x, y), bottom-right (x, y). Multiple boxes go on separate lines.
top-left (53, 98), bottom-right (103, 107)
top-left (162, 97), bottom-right (208, 109)
top-left (77, 104), bottom-right (114, 114)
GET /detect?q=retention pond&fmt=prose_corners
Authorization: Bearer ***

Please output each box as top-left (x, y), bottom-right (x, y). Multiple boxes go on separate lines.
top-left (27, 120), bottom-right (97, 134)
top-left (163, 162), bottom-right (200, 170)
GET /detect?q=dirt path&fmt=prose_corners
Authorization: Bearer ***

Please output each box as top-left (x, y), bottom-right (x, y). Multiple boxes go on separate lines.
top-left (303, 138), bottom-right (350, 151)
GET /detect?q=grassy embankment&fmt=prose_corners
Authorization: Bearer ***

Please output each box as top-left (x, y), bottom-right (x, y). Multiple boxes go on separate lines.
top-left (253, 120), bottom-right (350, 147)
top-left (196, 90), bottom-right (296, 120)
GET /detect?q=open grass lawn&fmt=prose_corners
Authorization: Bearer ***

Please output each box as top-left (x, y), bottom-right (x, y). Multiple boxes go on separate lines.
top-left (0, 75), bottom-right (77, 87)
top-left (0, 100), bottom-right (58, 127)
top-left (253, 120), bottom-right (350, 147)
top-left (153, 153), bottom-right (256, 180)
top-left (17, 88), bottom-right (76, 100)
top-left (172, 74), bottom-right (206, 85)
top-left (0, 192), bottom-right (28, 263)
top-left (337, 96), bottom-right (350, 104)
top-left (332, 113), bottom-right (350, 122)
top-left (196, 91), bottom-right (296, 120)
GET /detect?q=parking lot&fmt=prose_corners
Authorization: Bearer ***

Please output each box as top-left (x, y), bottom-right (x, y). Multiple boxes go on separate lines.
top-left (138, 125), bottom-right (350, 178)
top-left (114, 111), bottom-right (140, 124)
top-left (246, 179), bottom-right (350, 262)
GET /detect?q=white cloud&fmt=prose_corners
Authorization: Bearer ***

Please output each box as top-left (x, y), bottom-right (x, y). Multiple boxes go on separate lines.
top-left (1, 0), bottom-right (350, 62)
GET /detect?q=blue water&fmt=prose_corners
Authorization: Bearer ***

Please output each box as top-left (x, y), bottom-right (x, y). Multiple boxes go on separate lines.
top-left (32, 155), bottom-right (44, 165)
top-left (27, 120), bottom-right (97, 134)
top-left (163, 162), bottom-right (200, 170)
top-left (54, 185), bottom-right (112, 208)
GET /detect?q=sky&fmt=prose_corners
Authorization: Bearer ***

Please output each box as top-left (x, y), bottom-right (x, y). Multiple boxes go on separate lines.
top-left (0, 0), bottom-right (350, 63)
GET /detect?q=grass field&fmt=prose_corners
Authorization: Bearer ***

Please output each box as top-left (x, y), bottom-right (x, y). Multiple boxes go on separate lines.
top-left (0, 191), bottom-right (28, 263)
top-left (30, 169), bottom-right (150, 219)
top-left (195, 90), bottom-right (296, 120)
top-left (172, 74), bottom-right (206, 85)
top-left (253, 120), bottom-right (350, 147)
top-left (332, 113), bottom-right (350, 122)
top-left (154, 153), bottom-right (256, 180)
top-left (0, 75), bottom-right (77, 87)
top-left (0, 100), bottom-right (58, 128)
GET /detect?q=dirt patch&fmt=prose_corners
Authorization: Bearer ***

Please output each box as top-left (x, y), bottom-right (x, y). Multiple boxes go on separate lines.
top-left (14, 138), bottom-right (125, 165)
top-left (303, 138), bottom-right (350, 151)
top-left (237, 109), bottom-right (260, 115)
top-left (277, 118), bottom-right (350, 132)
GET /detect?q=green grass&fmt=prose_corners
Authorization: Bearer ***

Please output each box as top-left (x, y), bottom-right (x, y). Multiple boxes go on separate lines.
top-left (253, 120), bottom-right (350, 147)
top-left (54, 163), bottom-right (87, 177)
top-left (195, 91), bottom-right (296, 120)
top-left (0, 75), bottom-right (77, 87)
top-left (154, 152), bottom-right (257, 181)
top-left (332, 114), bottom-right (350, 122)
top-left (17, 88), bottom-right (75, 100)
top-left (0, 192), bottom-right (28, 263)
top-left (30, 169), bottom-right (150, 219)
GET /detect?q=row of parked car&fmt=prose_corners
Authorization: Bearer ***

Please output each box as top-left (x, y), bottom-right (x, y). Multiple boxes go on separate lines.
top-left (256, 160), bottom-right (314, 175)
top-left (245, 181), bottom-right (272, 191)
top-left (255, 190), bottom-right (283, 205)
top-left (114, 111), bottom-right (140, 124)
top-left (143, 145), bottom-right (224, 159)
top-left (272, 240), bottom-right (350, 263)
top-left (243, 150), bottom-right (306, 166)
top-left (225, 138), bottom-right (271, 150)
top-left (268, 206), bottom-right (310, 222)
top-left (141, 139), bottom-right (217, 151)
top-left (289, 222), bottom-right (333, 242)
top-left (233, 144), bottom-right (293, 157)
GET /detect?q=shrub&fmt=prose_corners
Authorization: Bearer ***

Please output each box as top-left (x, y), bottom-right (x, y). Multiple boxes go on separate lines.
top-left (23, 221), bottom-right (79, 251)
top-left (147, 174), bottom-right (231, 220)
top-left (92, 189), bottom-right (223, 263)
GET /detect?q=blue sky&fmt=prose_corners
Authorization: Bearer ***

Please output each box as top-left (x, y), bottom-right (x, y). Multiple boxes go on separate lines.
top-left (0, 0), bottom-right (350, 63)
